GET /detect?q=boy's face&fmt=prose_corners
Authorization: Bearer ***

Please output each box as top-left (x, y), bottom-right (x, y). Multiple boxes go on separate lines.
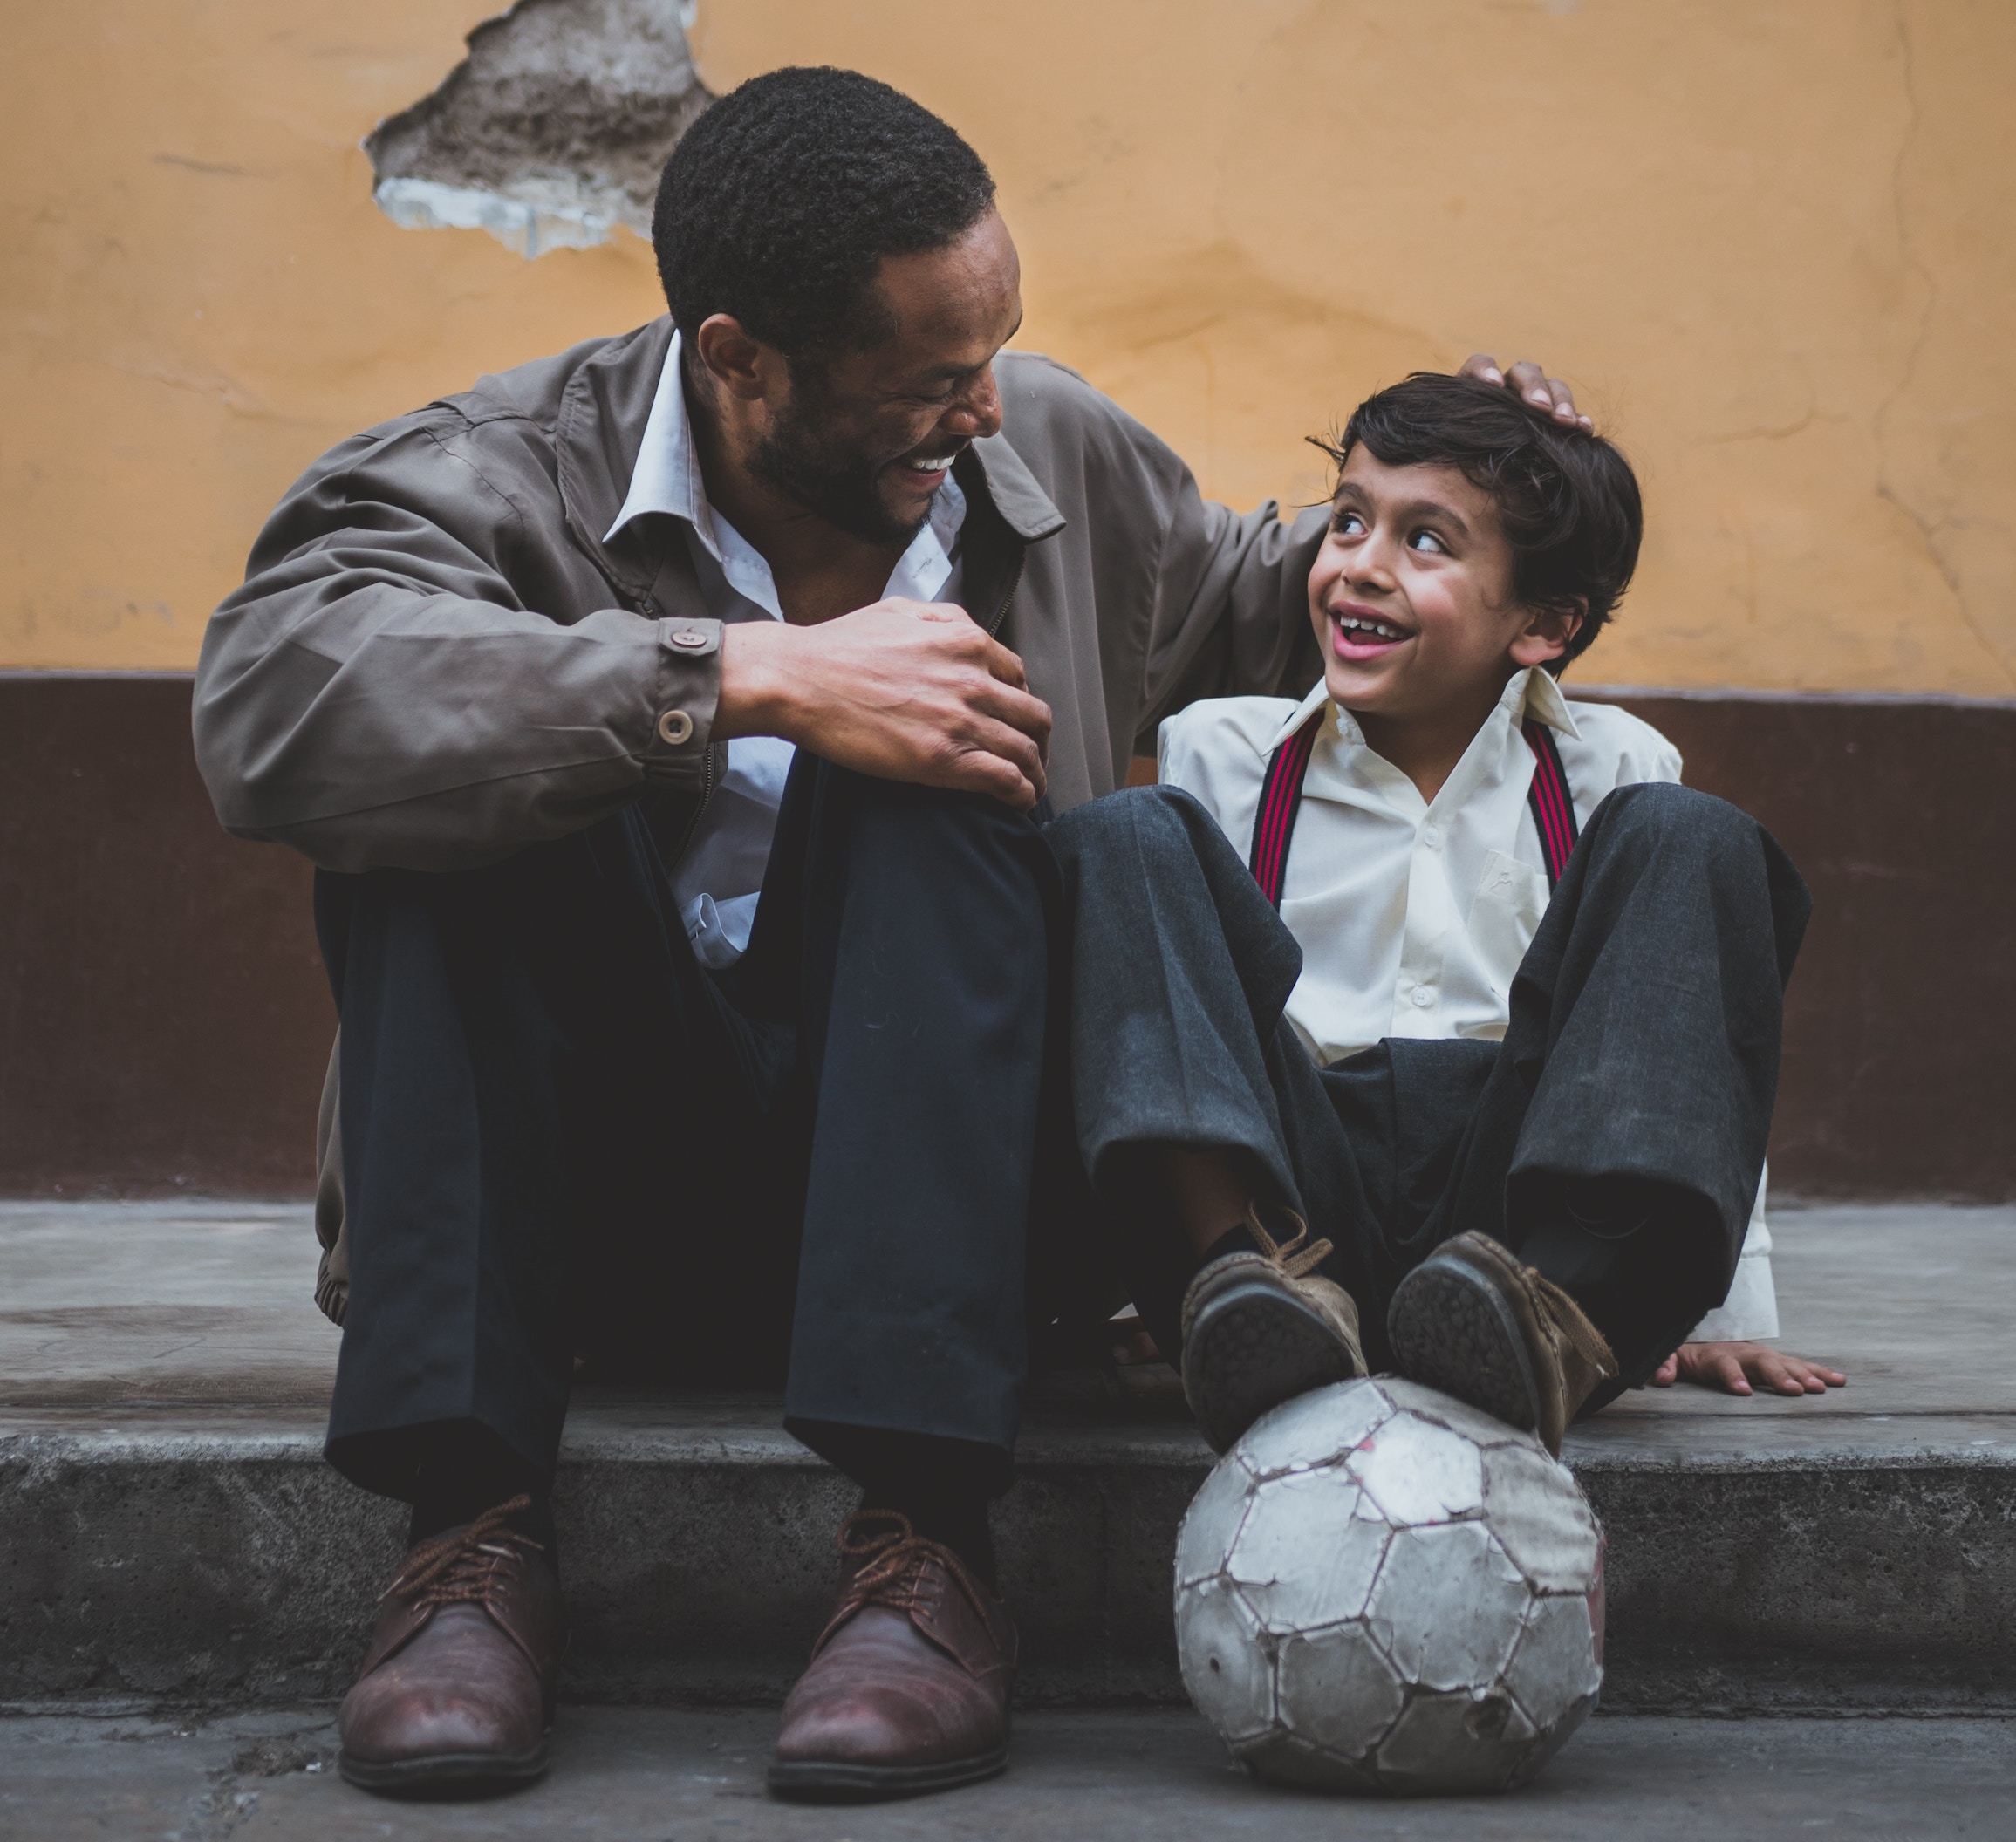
top-left (1308, 447), bottom-right (1579, 724)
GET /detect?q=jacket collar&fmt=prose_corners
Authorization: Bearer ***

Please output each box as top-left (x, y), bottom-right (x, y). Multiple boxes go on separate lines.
top-left (557, 317), bottom-right (1065, 598)
top-left (556, 317), bottom-right (678, 602)
top-left (967, 420), bottom-right (1067, 542)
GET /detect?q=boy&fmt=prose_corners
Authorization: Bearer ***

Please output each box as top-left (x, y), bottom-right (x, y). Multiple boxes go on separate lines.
top-left (1049, 372), bottom-right (1843, 1456)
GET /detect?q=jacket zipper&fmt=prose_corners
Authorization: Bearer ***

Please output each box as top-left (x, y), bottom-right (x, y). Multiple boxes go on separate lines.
top-left (665, 740), bottom-right (716, 869)
top-left (985, 542), bottom-right (1026, 638)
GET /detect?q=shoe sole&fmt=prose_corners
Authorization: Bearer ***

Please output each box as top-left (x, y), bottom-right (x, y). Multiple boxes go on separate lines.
top-left (1386, 1257), bottom-right (1542, 1436)
top-left (1184, 1276), bottom-right (1364, 1455)
top-left (768, 1743), bottom-right (1008, 1801)
top-left (337, 1743), bottom-right (550, 1797)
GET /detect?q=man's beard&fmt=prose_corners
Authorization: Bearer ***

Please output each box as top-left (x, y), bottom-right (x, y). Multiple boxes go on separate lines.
top-left (751, 383), bottom-right (930, 549)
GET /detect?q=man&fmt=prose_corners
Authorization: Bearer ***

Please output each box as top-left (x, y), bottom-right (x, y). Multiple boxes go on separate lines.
top-left (194, 66), bottom-right (1588, 1801)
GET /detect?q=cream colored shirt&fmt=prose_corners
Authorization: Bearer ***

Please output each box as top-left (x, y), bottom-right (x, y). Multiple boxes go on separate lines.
top-left (1158, 668), bottom-right (1774, 1342)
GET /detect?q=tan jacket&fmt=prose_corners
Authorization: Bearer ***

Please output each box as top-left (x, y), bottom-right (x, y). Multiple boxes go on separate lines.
top-left (194, 317), bottom-right (1327, 1319)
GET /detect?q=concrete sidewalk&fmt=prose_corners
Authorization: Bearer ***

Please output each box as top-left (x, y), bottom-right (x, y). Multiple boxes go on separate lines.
top-left (3, 1202), bottom-right (2013, 1712)
top-left (4, 1706), bottom-right (2013, 1842)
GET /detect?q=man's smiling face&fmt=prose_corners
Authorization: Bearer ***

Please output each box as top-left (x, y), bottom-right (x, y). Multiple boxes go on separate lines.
top-left (1308, 446), bottom-right (1565, 723)
top-left (753, 209), bottom-right (1023, 546)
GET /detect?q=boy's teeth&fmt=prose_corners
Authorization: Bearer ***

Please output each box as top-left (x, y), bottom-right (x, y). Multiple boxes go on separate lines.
top-left (1338, 616), bottom-right (1404, 640)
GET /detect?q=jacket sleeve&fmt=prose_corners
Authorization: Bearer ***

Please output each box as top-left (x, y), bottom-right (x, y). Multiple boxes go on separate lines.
top-left (193, 419), bottom-right (719, 873)
top-left (1130, 426), bottom-right (1328, 744)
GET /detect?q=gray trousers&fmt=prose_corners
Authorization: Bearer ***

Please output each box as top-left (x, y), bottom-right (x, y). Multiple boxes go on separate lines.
top-left (1049, 781), bottom-right (1810, 1397)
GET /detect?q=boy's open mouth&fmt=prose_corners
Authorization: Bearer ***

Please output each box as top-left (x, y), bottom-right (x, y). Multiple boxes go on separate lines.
top-left (1328, 604), bottom-right (1413, 663)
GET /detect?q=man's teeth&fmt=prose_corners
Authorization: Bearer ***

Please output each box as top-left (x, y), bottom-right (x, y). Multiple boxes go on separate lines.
top-left (1337, 615), bottom-right (1405, 641)
top-left (907, 455), bottom-right (955, 472)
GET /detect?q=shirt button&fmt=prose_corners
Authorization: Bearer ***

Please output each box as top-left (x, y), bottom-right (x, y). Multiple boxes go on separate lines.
top-left (1411, 986), bottom-right (1435, 1007)
top-left (670, 629), bottom-right (708, 649)
top-left (656, 709), bottom-right (694, 747)
top-left (1422, 826), bottom-right (1442, 849)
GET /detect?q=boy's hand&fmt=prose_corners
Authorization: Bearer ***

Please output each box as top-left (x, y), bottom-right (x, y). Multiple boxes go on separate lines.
top-left (1648, 1341), bottom-right (1848, 1398)
top-left (1459, 353), bottom-right (1595, 434)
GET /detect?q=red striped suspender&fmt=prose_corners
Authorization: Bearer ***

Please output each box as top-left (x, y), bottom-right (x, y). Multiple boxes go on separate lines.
top-left (1519, 720), bottom-right (1579, 890)
top-left (1247, 713), bottom-right (1323, 907)
top-left (1247, 711), bottom-right (1579, 910)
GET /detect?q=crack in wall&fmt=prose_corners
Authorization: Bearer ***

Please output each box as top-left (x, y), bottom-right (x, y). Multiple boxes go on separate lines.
top-left (1870, 3), bottom-right (2015, 690)
top-left (366, 0), bottom-right (712, 256)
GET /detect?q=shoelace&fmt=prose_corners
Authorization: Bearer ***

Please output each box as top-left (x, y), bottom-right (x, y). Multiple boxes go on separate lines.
top-left (835, 1510), bottom-right (995, 1629)
top-left (1244, 1202), bottom-right (1335, 1280)
top-left (1514, 1261), bottom-right (1619, 1379)
top-left (380, 1494), bottom-right (545, 1612)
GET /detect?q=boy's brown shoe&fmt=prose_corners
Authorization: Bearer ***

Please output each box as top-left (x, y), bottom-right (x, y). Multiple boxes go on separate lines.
top-left (1386, 1231), bottom-right (1618, 1457)
top-left (1181, 1205), bottom-right (1367, 1454)
top-left (337, 1497), bottom-right (563, 1796)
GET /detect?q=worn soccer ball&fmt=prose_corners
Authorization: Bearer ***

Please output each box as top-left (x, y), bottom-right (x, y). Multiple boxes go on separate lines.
top-left (1174, 1375), bottom-right (1604, 1795)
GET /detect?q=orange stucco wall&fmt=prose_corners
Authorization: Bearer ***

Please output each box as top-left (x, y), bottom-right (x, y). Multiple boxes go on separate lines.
top-left (4, 1), bottom-right (2012, 692)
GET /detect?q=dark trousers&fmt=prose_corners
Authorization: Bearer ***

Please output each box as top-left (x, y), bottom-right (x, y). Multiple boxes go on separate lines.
top-left (1049, 781), bottom-right (1811, 1401)
top-left (316, 758), bottom-right (1090, 1506)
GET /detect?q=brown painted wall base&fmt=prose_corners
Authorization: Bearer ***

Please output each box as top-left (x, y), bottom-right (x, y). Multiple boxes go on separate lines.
top-left (1, 676), bottom-right (329, 1196)
top-left (3, 674), bottom-right (2011, 1199)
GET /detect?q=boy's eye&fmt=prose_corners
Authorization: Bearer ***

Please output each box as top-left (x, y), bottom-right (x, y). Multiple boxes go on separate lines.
top-left (1408, 529), bottom-right (1447, 555)
top-left (1333, 510), bottom-right (1367, 536)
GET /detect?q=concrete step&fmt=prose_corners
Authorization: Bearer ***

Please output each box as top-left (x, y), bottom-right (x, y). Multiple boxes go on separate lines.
top-left (3, 1202), bottom-right (2013, 1714)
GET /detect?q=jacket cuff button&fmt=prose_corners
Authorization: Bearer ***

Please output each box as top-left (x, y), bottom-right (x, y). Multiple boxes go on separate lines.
top-left (656, 709), bottom-right (694, 747)
top-left (670, 628), bottom-right (710, 649)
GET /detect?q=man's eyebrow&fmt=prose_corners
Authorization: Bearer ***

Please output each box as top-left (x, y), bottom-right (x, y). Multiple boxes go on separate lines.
top-left (918, 314), bottom-right (1025, 384)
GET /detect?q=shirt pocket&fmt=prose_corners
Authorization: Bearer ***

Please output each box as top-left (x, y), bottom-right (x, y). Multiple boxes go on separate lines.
top-left (1466, 849), bottom-right (1548, 1002)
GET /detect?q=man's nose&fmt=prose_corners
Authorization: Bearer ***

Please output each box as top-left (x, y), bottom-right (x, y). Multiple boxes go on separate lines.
top-left (941, 365), bottom-right (1003, 443)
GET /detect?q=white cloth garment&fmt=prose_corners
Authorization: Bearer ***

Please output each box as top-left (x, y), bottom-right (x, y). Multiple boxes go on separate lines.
top-left (1158, 667), bottom-right (1775, 1342)
top-left (605, 331), bottom-right (967, 968)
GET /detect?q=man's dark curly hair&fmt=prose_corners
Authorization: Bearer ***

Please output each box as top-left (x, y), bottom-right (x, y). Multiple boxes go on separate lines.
top-left (653, 67), bottom-right (997, 368)
top-left (1315, 373), bottom-right (1643, 672)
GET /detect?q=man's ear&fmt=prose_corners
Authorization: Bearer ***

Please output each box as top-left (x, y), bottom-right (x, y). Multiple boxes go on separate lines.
top-left (1508, 600), bottom-right (1585, 670)
top-left (692, 314), bottom-right (780, 404)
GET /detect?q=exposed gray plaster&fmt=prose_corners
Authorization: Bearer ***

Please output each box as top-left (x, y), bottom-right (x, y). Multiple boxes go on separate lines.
top-left (366, 0), bottom-right (712, 257)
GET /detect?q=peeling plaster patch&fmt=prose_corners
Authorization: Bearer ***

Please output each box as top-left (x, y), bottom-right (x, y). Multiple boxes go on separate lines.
top-left (366, 0), bottom-right (711, 257)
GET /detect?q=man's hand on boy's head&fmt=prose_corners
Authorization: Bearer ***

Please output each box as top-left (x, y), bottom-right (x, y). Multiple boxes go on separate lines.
top-left (1459, 353), bottom-right (1595, 434)
top-left (1648, 1341), bottom-right (1849, 1399)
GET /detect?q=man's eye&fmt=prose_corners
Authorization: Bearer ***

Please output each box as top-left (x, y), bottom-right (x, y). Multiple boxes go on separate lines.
top-left (1408, 529), bottom-right (1446, 555)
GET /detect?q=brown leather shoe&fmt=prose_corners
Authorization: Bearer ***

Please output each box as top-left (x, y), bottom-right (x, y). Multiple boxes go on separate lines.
top-left (769, 1511), bottom-right (1015, 1801)
top-left (337, 1497), bottom-right (564, 1795)
top-left (1181, 1205), bottom-right (1367, 1454)
top-left (1387, 1230), bottom-right (1619, 1456)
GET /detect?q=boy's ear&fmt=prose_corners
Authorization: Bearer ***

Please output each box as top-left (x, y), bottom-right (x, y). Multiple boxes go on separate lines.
top-left (1509, 600), bottom-right (1585, 670)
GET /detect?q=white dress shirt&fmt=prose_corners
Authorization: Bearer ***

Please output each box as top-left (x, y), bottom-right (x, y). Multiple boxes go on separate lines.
top-left (605, 332), bottom-right (966, 968)
top-left (1158, 668), bottom-right (1775, 1341)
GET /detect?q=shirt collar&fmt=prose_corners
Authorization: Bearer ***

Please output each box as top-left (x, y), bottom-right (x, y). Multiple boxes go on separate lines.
top-left (604, 329), bottom-right (714, 549)
top-left (1510, 665), bottom-right (1582, 740)
top-left (1270, 665), bottom-right (1582, 755)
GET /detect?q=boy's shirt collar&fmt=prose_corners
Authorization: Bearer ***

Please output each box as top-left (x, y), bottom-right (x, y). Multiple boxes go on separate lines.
top-left (1268, 665), bottom-right (1584, 758)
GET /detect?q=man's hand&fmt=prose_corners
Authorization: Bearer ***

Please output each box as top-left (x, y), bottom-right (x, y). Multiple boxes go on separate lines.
top-left (1459, 353), bottom-right (1594, 433)
top-left (719, 598), bottom-right (1053, 809)
top-left (1648, 1341), bottom-right (1848, 1398)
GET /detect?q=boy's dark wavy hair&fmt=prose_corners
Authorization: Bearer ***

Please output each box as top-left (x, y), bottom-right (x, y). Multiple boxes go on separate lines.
top-left (1314, 372), bottom-right (1643, 672)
